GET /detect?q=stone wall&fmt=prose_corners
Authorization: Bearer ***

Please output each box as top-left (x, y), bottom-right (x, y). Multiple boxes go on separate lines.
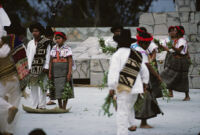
top-left (175, 0), bottom-right (196, 12)
top-left (70, 37), bottom-right (112, 85)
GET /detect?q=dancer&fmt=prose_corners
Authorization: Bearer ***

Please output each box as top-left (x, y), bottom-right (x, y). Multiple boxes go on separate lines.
top-left (160, 26), bottom-right (190, 101)
top-left (0, 23), bottom-right (27, 135)
top-left (108, 29), bottom-right (150, 135)
top-left (131, 27), bottom-right (163, 129)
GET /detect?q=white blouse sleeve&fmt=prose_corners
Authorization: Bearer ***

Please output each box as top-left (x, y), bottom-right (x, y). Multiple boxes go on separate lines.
top-left (108, 52), bottom-right (120, 90)
top-left (65, 47), bottom-right (72, 57)
top-left (140, 63), bottom-right (149, 84)
top-left (147, 42), bottom-right (158, 54)
top-left (176, 38), bottom-right (187, 54)
top-left (177, 38), bottom-right (186, 48)
top-left (43, 44), bottom-right (51, 69)
top-left (140, 54), bottom-right (149, 84)
top-left (0, 44), bottom-right (10, 58)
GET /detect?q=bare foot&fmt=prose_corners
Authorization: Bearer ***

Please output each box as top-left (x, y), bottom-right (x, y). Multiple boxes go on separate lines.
top-left (7, 106), bottom-right (18, 124)
top-left (128, 125), bottom-right (137, 131)
top-left (46, 101), bottom-right (56, 105)
top-left (62, 107), bottom-right (66, 110)
top-left (183, 97), bottom-right (190, 101)
top-left (169, 90), bottom-right (173, 97)
top-left (140, 124), bottom-right (153, 129)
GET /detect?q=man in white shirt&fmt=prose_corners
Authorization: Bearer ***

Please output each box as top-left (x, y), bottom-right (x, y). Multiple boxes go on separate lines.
top-left (27, 23), bottom-right (51, 109)
top-left (108, 29), bottom-right (151, 135)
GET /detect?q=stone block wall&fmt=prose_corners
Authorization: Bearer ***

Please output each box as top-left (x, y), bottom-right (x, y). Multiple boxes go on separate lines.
top-left (71, 37), bottom-right (112, 85)
top-left (175, 0), bottom-right (196, 12)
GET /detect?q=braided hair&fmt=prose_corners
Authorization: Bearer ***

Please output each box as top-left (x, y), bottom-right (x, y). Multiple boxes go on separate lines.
top-left (137, 32), bottom-right (153, 50)
top-left (136, 27), bottom-right (147, 36)
top-left (175, 25), bottom-right (185, 37)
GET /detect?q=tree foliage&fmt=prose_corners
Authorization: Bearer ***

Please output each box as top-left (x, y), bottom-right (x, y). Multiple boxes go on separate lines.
top-left (1, 0), bottom-right (156, 27)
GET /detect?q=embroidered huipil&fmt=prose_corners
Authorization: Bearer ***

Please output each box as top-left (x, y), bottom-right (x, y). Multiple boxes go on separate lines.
top-left (50, 43), bottom-right (72, 58)
top-left (147, 42), bottom-right (158, 55)
top-left (175, 37), bottom-right (188, 55)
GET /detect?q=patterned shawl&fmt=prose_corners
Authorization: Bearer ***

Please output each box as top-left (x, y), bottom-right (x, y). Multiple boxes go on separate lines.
top-left (117, 49), bottom-right (142, 93)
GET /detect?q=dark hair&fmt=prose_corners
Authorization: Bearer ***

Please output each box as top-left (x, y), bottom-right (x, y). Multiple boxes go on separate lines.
top-left (137, 32), bottom-right (152, 46)
top-left (110, 25), bottom-right (123, 33)
top-left (45, 26), bottom-right (54, 37)
top-left (55, 31), bottom-right (67, 40)
top-left (114, 29), bottom-right (136, 49)
top-left (29, 23), bottom-right (45, 35)
top-left (29, 129), bottom-right (46, 135)
top-left (137, 27), bottom-right (147, 36)
top-left (175, 25), bottom-right (185, 37)
top-left (4, 24), bottom-right (26, 36)
top-left (168, 26), bottom-right (175, 33)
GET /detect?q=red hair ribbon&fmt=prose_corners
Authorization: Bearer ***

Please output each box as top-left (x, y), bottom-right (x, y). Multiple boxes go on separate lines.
top-left (168, 26), bottom-right (174, 30)
top-left (54, 32), bottom-right (67, 40)
top-left (137, 28), bottom-right (145, 33)
top-left (169, 26), bottom-right (174, 29)
top-left (176, 26), bottom-right (185, 35)
top-left (136, 35), bottom-right (153, 42)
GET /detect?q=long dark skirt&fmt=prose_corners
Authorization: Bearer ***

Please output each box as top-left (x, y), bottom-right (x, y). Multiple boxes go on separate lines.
top-left (50, 62), bottom-right (74, 100)
top-left (160, 53), bottom-right (190, 92)
top-left (134, 91), bottom-right (163, 120)
top-left (149, 60), bottom-right (163, 98)
top-left (164, 52), bottom-right (170, 69)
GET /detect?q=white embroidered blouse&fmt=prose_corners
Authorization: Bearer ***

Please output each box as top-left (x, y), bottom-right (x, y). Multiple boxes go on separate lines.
top-left (50, 43), bottom-right (72, 58)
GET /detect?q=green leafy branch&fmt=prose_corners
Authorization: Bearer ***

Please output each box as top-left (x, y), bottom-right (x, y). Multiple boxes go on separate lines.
top-left (99, 38), bottom-right (117, 55)
top-left (150, 61), bottom-right (170, 101)
top-left (102, 95), bottom-right (117, 117)
top-left (62, 82), bottom-right (73, 100)
top-left (154, 38), bottom-right (164, 53)
top-left (134, 94), bottom-right (146, 113)
top-left (38, 73), bottom-right (47, 93)
top-left (99, 71), bottom-right (108, 89)
top-left (166, 41), bottom-right (173, 49)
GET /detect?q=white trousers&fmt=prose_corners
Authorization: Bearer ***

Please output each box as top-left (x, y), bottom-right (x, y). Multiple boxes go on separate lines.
top-left (30, 85), bottom-right (46, 109)
top-left (116, 91), bottom-right (137, 135)
top-left (0, 75), bottom-right (21, 133)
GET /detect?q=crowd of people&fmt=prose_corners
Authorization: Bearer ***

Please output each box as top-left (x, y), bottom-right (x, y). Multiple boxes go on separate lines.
top-left (107, 25), bottom-right (190, 135)
top-left (0, 4), bottom-right (192, 135)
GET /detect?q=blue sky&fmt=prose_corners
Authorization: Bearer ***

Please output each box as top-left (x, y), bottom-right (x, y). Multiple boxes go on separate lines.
top-left (149, 0), bottom-right (176, 12)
